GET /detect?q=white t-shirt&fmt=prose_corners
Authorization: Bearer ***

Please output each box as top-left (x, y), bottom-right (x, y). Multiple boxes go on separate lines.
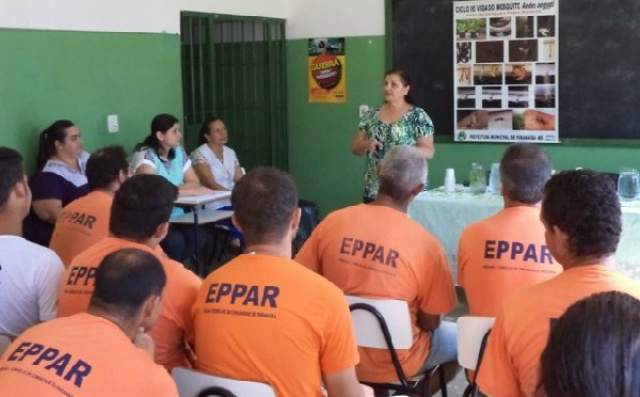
top-left (0, 236), bottom-right (65, 337)
top-left (191, 144), bottom-right (239, 208)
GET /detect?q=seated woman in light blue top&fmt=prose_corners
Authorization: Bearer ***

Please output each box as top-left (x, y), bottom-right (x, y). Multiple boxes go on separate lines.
top-left (130, 113), bottom-right (211, 262)
top-left (191, 117), bottom-right (244, 248)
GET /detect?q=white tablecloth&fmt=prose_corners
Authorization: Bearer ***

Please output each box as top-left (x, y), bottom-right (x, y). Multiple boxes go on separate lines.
top-left (408, 189), bottom-right (640, 282)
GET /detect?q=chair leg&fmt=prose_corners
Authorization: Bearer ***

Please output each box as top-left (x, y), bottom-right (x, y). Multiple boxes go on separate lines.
top-left (438, 366), bottom-right (448, 397)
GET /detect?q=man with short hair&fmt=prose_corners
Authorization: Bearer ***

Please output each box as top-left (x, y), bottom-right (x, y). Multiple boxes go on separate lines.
top-left (296, 145), bottom-right (459, 392)
top-left (477, 170), bottom-right (640, 397)
top-left (0, 147), bottom-right (64, 338)
top-left (50, 145), bottom-right (128, 267)
top-left (458, 143), bottom-right (562, 316)
top-left (193, 167), bottom-right (367, 397)
top-left (0, 248), bottom-right (178, 397)
top-left (56, 175), bottom-right (201, 371)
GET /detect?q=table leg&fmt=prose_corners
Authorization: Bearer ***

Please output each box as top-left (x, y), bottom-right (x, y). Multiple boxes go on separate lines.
top-left (192, 206), bottom-right (203, 277)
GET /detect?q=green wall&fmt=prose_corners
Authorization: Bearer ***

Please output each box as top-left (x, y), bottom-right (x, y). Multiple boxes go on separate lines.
top-left (287, 36), bottom-right (386, 215)
top-left (288, 35), bottom-right (640, 216)
top-left (0, 29), bottom-right (183, 172)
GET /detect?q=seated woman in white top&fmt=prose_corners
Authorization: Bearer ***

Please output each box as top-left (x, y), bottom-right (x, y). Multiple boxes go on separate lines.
top-left (191, 118), bottom-right (243, 199)
top-left (130, 113), bottom-right (211, 262)
top-left (191, 118), bottom-right (244, 248)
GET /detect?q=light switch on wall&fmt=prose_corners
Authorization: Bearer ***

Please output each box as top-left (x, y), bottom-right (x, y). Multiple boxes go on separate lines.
top-left (107, 115), bottom-right (119, 133)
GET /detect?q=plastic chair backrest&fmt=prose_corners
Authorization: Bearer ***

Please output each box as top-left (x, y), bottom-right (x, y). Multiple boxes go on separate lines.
top-left (171, 367), bottom-right (276, 397)
top-left (0, 334), bottom-right (12, 356)
top-left (457, 316), bottom-right (495, 370)
top-left (346, 295), bottom-right (412, 350)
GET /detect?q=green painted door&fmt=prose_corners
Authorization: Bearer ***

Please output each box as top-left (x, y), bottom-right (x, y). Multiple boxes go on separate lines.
top-left (181, 13), bottom-right (288, 171)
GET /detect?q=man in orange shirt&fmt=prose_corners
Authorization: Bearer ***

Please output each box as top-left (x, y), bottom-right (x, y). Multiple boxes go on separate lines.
top-left (477, 170), bottom-right (640, 397)
top-left (50, 146), bottom-right (128, 267)
top-left (57, 175), bottom-right (201, 371)
top-left (0, 248), bottom-right (178, 397)
top-left (458, 143), bottom-right (562, 317)
top-left (193, 167), bottom-right (367, 397)
top-left (296, 145), bottom-right (459, 391)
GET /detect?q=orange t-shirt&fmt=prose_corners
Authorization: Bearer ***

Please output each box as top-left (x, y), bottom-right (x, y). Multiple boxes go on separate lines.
top-left (478, 265), bottom-right (640, 397)
top-left (0, 313), bottom-right (177, 397)
top-left (49, 191), bottom-right (113, 267)
top-left (193, 254), bottom-right (359, 397)
top-left (295, 204), bottom-right (457, 382)
top-left (56, 238), bottom-right (201, 371)
top-left (458, 206), bottom-right (563, 316)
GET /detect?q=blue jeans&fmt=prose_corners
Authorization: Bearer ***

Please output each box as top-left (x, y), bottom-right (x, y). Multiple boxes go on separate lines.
top-left (416, 320), bottom-right (459, 374)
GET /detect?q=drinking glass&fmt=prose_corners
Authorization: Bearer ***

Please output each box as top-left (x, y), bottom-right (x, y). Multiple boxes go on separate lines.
top-left (618, 168), bottom-right (640, 199)
top-left (469, 163), bottom-right (486, 194)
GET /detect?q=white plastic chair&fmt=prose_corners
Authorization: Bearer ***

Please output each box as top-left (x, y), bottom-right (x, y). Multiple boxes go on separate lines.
top-left (346, 295), bottom-right (448, 397)
top-left (171, 367), bottom-right (275, 397)
top-left (0, 334), bottom-right (13, 356)
top-left (457, 316), bottom-right (495, 370)
top-left (457, 316), bottom-right (495, 397)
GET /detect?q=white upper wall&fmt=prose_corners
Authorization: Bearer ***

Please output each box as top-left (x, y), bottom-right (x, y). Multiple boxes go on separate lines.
top-left (287, 0), bottom-right (385, 39)
top-left (0, 0), bottom-right (288, 34)
top-left (0, 0), bottom-right (384, 38)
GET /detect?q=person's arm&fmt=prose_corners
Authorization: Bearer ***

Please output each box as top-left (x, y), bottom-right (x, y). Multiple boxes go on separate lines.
top-left (418, 310), bottom-right (442, 332)
top-left (32, 199), bottom-right (63, 223)
top-left (179, 166), bottom-right (212, 196)
top-left (233, 163), bottom-right (244, 182)
top-left (416, 135), bottom-right (436, 159)
top-left (323, 367), bottom-right (367, 397)
top-left (351, 130), bottom-right (381, 156)
top-left (35, 251), bottom-right (65, 322)
top-left (193, 163), bottom-right (229, 191)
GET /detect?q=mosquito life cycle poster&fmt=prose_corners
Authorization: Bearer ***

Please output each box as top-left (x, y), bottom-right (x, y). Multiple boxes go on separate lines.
top-left (453, 0), bottom-right (559, 143)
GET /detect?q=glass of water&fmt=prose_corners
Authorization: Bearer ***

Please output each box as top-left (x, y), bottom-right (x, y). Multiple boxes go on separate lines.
top-left (617, 168), bottom-right (640, 199)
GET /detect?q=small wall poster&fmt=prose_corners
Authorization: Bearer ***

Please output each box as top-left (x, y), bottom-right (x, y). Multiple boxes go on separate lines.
top-left (308, 37), bottom-right (346, 103)
top-left (453, 0), bottom-right (559, 143)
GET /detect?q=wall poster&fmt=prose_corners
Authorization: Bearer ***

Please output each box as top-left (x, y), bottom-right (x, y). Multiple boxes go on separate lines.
top-left (453, 0), bottom-right (558, 143)
top-left (308, 37), bottom-right (346, 103)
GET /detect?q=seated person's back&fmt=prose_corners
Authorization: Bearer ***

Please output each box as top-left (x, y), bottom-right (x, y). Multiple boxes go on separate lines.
top-left (0, 147), bottom-right (64, 337)
top-left (458, 143), bottom-right (562, 316)
top-left (56, 175), bottom-right (201, 371)
top-left (49, 146), bottom-right (128, 267)
top-left (0, 249), bottom-right (177, 397)
top-left (478, 170), bottom-right (640, 397)
top-left (296, 146), bottom-right (457, 383)
top-left (193, 167), bottom-right (365, 397)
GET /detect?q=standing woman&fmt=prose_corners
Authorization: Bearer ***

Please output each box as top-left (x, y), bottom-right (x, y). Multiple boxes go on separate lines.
top-left (131, 113), bottom-right (210, 262)
top-left (351, 69), bottom-right (435, 202)
top-left (23, 120), bottom-right (90, 246)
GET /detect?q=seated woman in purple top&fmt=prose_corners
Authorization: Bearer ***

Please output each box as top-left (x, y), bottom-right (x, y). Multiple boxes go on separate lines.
top-left (23, 120), bottom-right (90, 246)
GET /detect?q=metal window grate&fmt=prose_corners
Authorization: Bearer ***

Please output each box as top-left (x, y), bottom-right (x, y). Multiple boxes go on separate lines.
top-left (181, 13), bottom-right (288, 171)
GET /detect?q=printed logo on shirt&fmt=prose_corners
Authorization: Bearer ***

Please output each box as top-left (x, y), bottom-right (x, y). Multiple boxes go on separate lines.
top-left (202, 283), bottom-right (280, 319)
top-left (483, 240), bottom-right (554, 264)
top-left (58, 211), bottom-right (97, 230)
top-left (5, 341), bottom-right (92, 389)
top-left (65, 266), bottom-right (97, 287)
top-left (339, 237), bottom-right (399, 268)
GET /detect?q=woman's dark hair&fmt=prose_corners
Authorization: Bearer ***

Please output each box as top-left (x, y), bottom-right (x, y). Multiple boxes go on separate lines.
top-left (135, 114), bottom-right (179, 160)
top-left (198, 117), bottom-right (224, 145)
top-left (385, 68), bottom-right (415, 105)
top-left (37, 120), bottom-right (75, 170)
top-left (539, 291), bottom-right (640, 397)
